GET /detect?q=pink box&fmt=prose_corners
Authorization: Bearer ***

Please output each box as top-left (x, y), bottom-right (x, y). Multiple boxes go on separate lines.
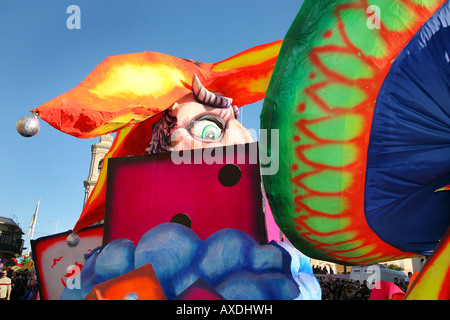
top-left (103, 142), bottom-right (268, 246)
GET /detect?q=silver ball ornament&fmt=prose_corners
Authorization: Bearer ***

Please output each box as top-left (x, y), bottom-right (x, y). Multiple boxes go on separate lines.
top-left (66, 232), bottom-right (80, 247)
top-left (16, 115), bottom-right (40, 137)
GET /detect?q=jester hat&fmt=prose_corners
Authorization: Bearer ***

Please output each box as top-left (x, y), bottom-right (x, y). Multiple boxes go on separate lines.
top-left (31, 40), bottom-right (283, 231)
top-left (32, 40), bottom-right (282, 139)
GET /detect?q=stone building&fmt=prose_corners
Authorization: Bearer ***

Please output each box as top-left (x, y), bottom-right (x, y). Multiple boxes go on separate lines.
top-left (83, 134), bottom-right (113, 208)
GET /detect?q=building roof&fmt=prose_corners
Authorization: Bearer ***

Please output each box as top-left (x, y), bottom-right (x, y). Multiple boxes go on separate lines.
top-left (0, 216), bottom-right (24, 234)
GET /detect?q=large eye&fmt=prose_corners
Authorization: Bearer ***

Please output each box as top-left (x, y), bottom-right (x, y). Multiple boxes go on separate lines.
top-left (187, 114), bottom-right (224, 141)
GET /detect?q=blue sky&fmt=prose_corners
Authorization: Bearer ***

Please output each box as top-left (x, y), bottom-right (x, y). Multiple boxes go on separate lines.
top-left (0, 0), bottom-right (303, 251)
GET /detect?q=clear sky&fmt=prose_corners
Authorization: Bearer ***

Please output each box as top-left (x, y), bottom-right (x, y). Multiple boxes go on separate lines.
top-left (0, 0), bottom-right (303, 251)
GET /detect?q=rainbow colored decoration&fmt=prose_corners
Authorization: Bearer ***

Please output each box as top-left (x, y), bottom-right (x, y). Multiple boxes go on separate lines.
top-left (261, 0), bottom-right (447, 265)
top-left (405, 226), bottom-right (450, 300)
top-left (31, 40), bottom-right (282, 139)
top-left (23, 0), bottom-right (450, 300)
top-left (30, 40), bottom-right (282, 232)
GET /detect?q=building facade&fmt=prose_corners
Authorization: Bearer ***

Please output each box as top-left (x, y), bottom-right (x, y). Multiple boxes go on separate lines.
top-left (0, 216), bottom-right (24, 260)
top-left (83, 134), bottom-right (113, 208)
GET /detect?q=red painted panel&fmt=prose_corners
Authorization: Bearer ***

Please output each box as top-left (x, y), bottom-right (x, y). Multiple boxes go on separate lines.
top-left (31, 225), bottom-right (103, 300)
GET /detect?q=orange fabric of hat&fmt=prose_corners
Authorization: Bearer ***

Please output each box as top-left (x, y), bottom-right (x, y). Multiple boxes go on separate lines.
top-left (31, 40), bottom-right (282, 139)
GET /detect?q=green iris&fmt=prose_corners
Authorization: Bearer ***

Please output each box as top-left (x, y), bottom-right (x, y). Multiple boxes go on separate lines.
top-left (187, 114), bottom-right (224, 141)
top-left (201, 124), bottom-right (220, 140)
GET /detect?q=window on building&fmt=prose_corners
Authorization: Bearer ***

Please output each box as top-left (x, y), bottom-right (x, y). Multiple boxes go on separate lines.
top-left (0, 231), bottom-right (13, 245)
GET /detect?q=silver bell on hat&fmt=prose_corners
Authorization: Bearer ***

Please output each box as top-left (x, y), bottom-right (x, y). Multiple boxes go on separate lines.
top-left (16, 115), bottom-right (40, 137)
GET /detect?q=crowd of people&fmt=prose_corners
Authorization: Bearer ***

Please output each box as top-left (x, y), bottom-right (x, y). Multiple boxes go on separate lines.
top-left (313, 265), bottom-right (335, 274)
top-left (318, 278), bottom-right (372, 300)
top-left (313, 265), bottom-right (371, 300)
top-left (313, 265), bottom-right (412, 300)
top-left (0, 268), bottom-right (38, 300)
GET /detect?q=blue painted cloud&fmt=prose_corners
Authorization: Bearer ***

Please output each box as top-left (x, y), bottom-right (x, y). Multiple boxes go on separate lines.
top-left (60, 223), bottom-right (321, 300)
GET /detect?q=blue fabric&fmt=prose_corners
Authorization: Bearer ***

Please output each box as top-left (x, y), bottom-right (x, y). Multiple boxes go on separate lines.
top-left (365, 2), bottom-right (450, 256)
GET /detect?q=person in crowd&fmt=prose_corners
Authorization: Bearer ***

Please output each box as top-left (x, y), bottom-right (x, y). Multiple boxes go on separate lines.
top-left (405, 272), bottom-right (412, 284)
top-left (0, 269), bottom-right (11, 300)
top-left (10, 270), bottom-right (29, 300)
top-left (393, 277), bottom-right (400, 287)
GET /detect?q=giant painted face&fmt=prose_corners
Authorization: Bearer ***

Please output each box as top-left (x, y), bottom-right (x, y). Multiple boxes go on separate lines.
top-left (147, 75), bottom-right (253, 154)
top-left (170, 94), bottom-right (253, 150)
